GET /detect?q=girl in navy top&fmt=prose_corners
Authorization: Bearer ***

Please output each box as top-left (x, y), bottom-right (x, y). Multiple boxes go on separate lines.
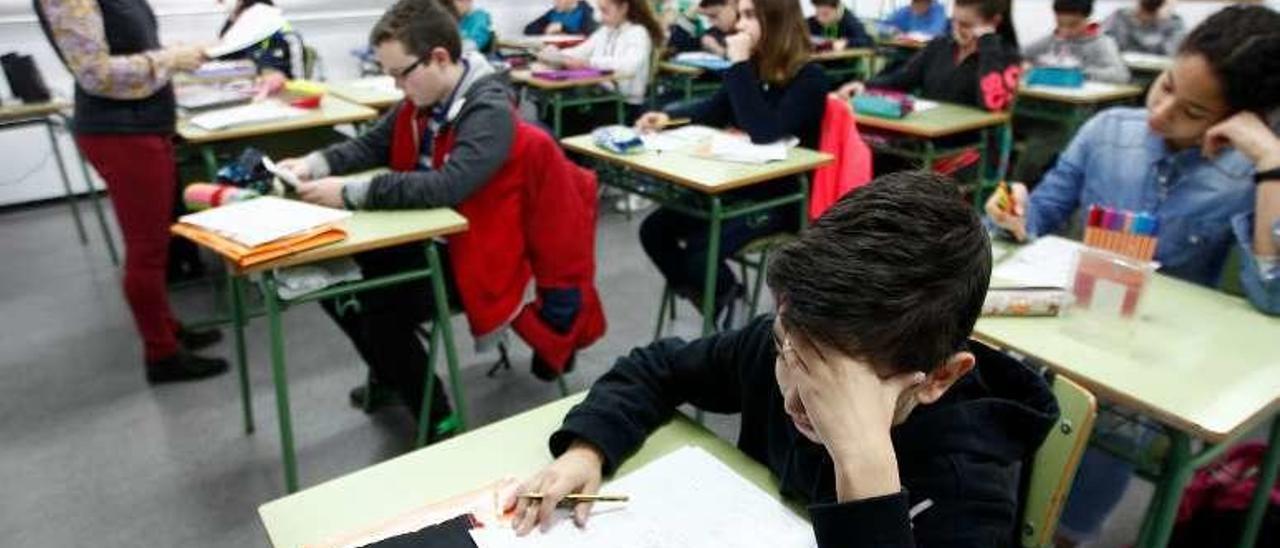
top-left (634, 0), bottom-right (829, 324)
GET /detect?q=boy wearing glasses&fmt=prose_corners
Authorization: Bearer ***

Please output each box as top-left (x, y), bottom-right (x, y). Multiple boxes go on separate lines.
top-left (274, 0), bottom-right (520, 438)
top-left (509, 172), bottom-right (1060, 546)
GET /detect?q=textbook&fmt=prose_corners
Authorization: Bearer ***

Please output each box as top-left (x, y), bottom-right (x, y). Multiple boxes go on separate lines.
top-left (170, 197), bottom-right (350, 269)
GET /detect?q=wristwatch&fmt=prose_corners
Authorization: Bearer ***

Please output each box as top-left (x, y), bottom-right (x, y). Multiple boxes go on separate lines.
top-left (1256, 167), bottom-right (1280, 185)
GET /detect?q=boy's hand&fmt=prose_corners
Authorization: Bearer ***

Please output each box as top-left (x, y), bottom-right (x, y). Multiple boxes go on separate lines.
top-left (634, 111), bottom-right (670, 134)
top-left (274, 157), bottom-right (314, 182)
top-left (297, 177), bottom-right (347, 208)
top-left (782, 331), bottom-right (924, 501)
top-left (1203, 111), bottom-right (1280, 171)
top-left (545, 22), bottom-right (564, 35)
top-left (984, 181), bottom-right (1029, 241)
top-left (505, 440), bottom-right (606, 535)
top-left (834, 81), bottom-right (865, 102)
top-left (832, 38), bottom-right (848, 52)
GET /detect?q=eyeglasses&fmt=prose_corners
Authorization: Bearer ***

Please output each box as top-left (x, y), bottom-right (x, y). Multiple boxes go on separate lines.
top-left (386, 57), bottom-right (424, 80)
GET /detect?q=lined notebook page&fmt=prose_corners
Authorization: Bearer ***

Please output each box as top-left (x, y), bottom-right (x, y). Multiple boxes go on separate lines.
top-left (469, 446), bottom-right (816, 548)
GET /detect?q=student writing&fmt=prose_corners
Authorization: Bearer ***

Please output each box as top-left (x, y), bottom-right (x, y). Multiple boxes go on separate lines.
top-left (505, 172), bottom-right (1059, 547)
top-left (633, 0), bottom-right (829, 325)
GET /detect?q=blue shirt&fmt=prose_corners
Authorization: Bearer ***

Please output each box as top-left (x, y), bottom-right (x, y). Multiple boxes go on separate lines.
top-left (459, 9), bottom-right (493, 51)
top-left (883, 3), bottom-right (949, 37)
top-left (1017, 107), bottom-right (1280, 315)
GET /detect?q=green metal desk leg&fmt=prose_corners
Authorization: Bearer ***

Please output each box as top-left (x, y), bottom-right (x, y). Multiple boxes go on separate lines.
top-left (43, 120), bottom-right (88, 244)
top-left (922, 141), bottom-right (936, 171)
top-left (200, 145), bottom-right (219, 183)
top-left (556, 375), bottom-right (570, 397)
top-left (262, 274), bottom-right (300, 493)
top-left (67, 127), bottom-right (120, 265)
top-left (552, 91), bottom-right (564, 138)
top-left (615, 96), bottom-right (625, 125)
top-left (1137, 431), bottom-right (1194, 548)
top-left (416, 323), bottom-right (441, 447)
top-left (426, 243), bottom-right (468, 432)
top-left (683, 76), bottom-right (693, 102)
top-left (1238, 418), bottom-right (1280, 548)
top-left (700, 197), bottom-right (724, 336)
top-left (975, 127), bottom-right (993, 210)
top-left (230, 274), bottom-right (254, 434)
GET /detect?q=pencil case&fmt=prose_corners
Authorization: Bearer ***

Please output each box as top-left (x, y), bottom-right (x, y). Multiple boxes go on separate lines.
top-left (982, 288), bottom-right (1070, 317)
top-left (532, 68), bottom-right (612, 81)
top-left (1026, 66), bottom-right (1085, 88)
top-left (591, 125), bottom-right (645, 155)
top-left (853, 89), bottom-right (914, 119)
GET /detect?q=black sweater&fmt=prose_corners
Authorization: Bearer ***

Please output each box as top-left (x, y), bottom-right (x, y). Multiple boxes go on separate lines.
top-left (550, 316), bottom-right (1059, 547)
top-left (868, 34), bottom-right (1021, 112)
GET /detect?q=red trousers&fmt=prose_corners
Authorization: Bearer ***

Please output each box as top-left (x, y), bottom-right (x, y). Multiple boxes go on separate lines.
top-left (75, 134), bottom-right (181, 361)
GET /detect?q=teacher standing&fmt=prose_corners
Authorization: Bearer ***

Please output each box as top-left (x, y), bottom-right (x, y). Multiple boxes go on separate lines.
top-left (35, 0), bottom-right (228, 383)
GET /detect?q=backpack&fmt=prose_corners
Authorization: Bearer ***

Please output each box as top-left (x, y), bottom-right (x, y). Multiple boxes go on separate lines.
top-left (1169, 442), bottom-right (1280, 548)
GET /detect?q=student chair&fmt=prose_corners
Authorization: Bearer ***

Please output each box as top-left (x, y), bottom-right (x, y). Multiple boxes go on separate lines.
top-left (652, 232), bottom-right (796, 341)
top-left (281, 31), bottom-right (322, 80)
top-left (1020, 373), bottom-right (1098, 547)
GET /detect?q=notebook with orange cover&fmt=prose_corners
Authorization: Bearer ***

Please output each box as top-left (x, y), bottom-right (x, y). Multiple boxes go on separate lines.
top-left (170, 196), bottom-right (351, 269)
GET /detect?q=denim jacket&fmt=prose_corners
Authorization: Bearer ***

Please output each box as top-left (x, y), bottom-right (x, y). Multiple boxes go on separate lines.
top-left (1019, 107), bottom-right (1280, 315)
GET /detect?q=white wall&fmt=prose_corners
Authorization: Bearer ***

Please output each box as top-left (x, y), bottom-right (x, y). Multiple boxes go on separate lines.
top-left (0, 0), bottom-right (1247, 205)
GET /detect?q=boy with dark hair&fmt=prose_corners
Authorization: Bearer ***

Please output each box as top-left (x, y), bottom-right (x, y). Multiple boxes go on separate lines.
top-left (1023, 0), bottom-right (1130, 83)
top-left (807, 0), bottom-right (873, 50)
top-left (1104, 0), bottom-right (1186, 55)
top-left (278, 0), bottom-right (605, 435)
top-left (508, 171), bottom-right (1060, 546)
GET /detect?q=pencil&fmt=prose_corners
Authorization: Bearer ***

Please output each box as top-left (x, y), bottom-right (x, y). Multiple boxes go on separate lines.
top-left (658, 117), bottom-right (692, 129)
top-left (994, 181), bottom-right (1012, 213)
top-left (519, 493), bottom-right (630, 503)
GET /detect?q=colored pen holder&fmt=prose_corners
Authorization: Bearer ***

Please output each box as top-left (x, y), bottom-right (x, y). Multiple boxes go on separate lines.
top-left (853, 91), bottom-right (913, 119)
top-left (1070, 246), bottom-right (1159, 320)
top-left (1026, 66), bottom-right (1085, 88)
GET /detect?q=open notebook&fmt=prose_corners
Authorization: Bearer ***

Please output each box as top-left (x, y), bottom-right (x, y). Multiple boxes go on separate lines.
top-left (187, 101), bottom-right (310, 131)
top-left (171, 197), bottom-right (350, 269)
top-left (312, 446), bottom-right (815, 548)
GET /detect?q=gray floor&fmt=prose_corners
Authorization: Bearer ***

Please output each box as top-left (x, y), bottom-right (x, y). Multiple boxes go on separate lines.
top-left (0, 198), bottom-right (1150, 547)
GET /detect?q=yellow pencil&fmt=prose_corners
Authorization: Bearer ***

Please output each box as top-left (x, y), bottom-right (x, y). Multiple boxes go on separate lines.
top-left (657, 117), bottom-right (692, 129)
top-left (519, 493), bottom-right (629, 503)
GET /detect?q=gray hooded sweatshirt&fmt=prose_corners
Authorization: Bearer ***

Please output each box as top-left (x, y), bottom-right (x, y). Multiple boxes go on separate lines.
top-left (1023, 25), bottom-right (1132, 84)
top-left (303, 51), bottom-right (515, 209)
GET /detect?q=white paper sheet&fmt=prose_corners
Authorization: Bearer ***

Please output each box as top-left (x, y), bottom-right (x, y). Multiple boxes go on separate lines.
top-left (707, 133), bottom-right (789, 164)
top-left (177, 196), bottom-right (351, 248)
top-left (912, 98), bottom-right (939, 112)
top-left (639, 124), bottom-right (719, 152)
top-left (206, 4), bottom-right (287, 58)
top-left (188, 101), bottom-right (309, 131)
top-left (990, 235), bottom-right (1081, 289)
top-left (1023, 81), bottom-right (1127, 98)
top-left (469, 446), bottom-right (816, 548)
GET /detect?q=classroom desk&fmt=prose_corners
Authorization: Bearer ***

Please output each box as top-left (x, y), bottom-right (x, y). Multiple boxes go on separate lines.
top-left (809, 47), bottom-right (875, 83)
top-left (855, 101), bottom-right (1011, 207)
top-left (657, 61), bottom-right (723, 102)
top-left (177, 95), bottom-right (379, 181)
top-left (187, 207), bottom-right (470, 494)
top-left (0, 100), bottom-right (119, 265)
top-left (259, 393), bottom-right (798, 548)
top-left (1122, 52), bottom-right (1173, 87)
top-left (325, 76), bottom-right (404, 111)
top-left (510, 69), bottom-right (624, 137)
top-left (561, 134), bottom-right (831, 336)
top-left (1016, 81), bottom-right (1144, 134)
top-left (974, 244), bottom-right (1280, 548)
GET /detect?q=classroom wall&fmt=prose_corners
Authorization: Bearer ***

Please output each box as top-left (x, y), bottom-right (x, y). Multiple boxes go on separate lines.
top-left (0, 0), bottom-right (1250, 206)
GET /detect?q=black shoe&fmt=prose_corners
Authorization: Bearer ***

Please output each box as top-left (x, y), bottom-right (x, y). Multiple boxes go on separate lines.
top-left (348, 382), bottom-right (403, 412)
top-left (531, 352), bottom-right (576, 382)
top-left (145, 350), bottom-right (229, 384)
top-left (177, 326), bottom-right (222, 351)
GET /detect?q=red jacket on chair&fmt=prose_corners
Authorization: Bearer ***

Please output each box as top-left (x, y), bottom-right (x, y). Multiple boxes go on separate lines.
top-left (811, 95), bottom-right (873, 220)
top-left (390, 106), bottom-right (606, 374)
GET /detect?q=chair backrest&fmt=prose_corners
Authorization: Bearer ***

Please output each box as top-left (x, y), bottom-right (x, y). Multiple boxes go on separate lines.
top-left (1020, 374), bottom-right (1097, 548)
